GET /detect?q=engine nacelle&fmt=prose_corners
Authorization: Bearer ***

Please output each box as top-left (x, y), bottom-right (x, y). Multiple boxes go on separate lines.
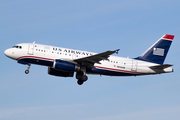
top-left (48, 67), bottom-right (74, 77)
top-left (53, 59), bottom-right (80, 72)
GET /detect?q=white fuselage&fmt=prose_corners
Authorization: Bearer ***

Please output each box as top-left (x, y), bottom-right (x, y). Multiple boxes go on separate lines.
top-left (4, 43), bottom-right (173, 76)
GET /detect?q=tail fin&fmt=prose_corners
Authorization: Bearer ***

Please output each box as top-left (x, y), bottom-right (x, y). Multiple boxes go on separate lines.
top-left (135, 34), bottom-right (174, 64)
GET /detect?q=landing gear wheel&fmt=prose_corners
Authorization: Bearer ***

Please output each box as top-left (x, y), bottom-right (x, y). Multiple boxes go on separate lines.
top-left (25, 64), bottom-right (31, 74)
top-left (82, 75), bottom-right (88, 81)
top-left (25, 70), bottom-right (29, 74)
top-left (77, 80), bottom-right (84, 85)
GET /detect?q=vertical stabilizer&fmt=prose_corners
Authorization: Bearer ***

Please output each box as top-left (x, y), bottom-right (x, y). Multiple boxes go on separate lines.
top-left (135, 34), bottom-right (174, 64)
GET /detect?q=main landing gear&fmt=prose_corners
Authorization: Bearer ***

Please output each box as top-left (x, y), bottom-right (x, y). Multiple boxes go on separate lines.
top-left (76, 65), bottom-right (88, 85)
top-left (76, 71), bottom-right (88, 85)
top-left (25, 64), bottom-right (31, 74)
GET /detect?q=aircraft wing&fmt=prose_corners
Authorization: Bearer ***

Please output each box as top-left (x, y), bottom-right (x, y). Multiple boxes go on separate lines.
top-left (74, 49), bottom-right (119, 65)
top-left (149, 64), bottom-right (173, 69)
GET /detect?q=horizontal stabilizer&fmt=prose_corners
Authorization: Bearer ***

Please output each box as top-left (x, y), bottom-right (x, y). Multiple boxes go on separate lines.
top-left (149, 64), bottom-right (173, 69)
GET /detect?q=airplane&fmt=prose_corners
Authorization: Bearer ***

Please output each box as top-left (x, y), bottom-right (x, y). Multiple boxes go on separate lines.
top-left (4, 34), bottom-right (174, 85)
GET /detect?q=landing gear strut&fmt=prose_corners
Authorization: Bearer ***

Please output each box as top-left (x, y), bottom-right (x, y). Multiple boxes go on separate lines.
top-left (25, 64), bottom-right (31, 74)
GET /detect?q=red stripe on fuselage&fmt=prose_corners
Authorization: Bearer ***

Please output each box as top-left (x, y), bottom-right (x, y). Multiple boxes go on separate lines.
top-left (17, 56), bottom-right (54, 61)
top-left (95, 66), bottom-right (145, 75)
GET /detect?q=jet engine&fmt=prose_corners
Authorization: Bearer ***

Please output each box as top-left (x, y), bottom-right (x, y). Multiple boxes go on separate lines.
top-left (48, 67), bottom-right (74, 77)
top-left (53, 59), bottom-right (80, 72)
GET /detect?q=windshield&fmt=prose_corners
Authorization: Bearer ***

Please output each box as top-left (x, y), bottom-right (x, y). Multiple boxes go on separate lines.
top-left (12, 45), bottom-right (22, 49)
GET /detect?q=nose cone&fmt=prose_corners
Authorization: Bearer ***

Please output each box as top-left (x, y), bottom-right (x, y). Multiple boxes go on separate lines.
top-left (4, 48), bottom-right (16, 60)
top-left (4, 49), bottom-right (10, 57)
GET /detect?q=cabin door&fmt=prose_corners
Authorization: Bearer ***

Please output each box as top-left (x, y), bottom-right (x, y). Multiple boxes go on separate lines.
top-left (132, 60), bottom-right (138, 71)
top-left (28, 42), bottom-right (35, 55)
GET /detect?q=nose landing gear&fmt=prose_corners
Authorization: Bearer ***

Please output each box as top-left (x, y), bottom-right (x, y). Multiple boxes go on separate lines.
top-left (25, 64), bottom-right (31, 74)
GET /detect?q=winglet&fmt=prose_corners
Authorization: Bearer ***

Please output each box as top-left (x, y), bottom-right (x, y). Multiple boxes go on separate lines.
top-left (115, 49), bottom-right (120, 54)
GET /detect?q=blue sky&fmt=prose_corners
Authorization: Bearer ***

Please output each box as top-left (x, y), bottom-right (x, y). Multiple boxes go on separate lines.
top-left (1, 0), bottom-right (180, 120)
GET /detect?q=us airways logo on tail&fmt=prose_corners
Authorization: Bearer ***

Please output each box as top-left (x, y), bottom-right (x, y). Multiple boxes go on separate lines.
top-left (4, 34), bottom-right (174, 85)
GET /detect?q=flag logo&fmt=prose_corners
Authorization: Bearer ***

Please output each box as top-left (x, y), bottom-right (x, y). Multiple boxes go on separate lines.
top-left (153, 48), bottom-right (164, 56)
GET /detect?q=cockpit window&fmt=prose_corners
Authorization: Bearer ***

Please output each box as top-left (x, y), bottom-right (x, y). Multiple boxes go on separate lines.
top-left (12, 45), bottom-right (22, 49)
top-left (12, 46), bottom-right (18, 48)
